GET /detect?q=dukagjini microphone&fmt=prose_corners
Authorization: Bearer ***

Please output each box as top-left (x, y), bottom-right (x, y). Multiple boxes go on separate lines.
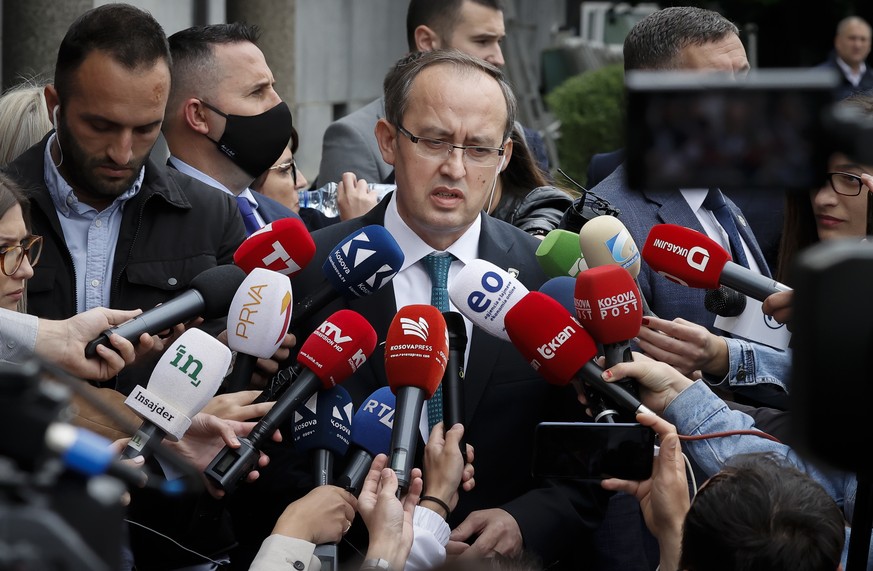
top-left (204, 309), bottom-right (376, 493)
top-left (504, 292), bottom-right (654, 418)
top-left (538, 276), bottom-right (576, 315)
top-left (291, 225), bottom-right (404, 331)
top-left (223, 268), bottom-right (293, 393)
top-left (578, 214), bottom-right (656, 317)
top-left (448, 259), bottom-right (529, 341)
top-left (85, 264), bottom-right (246, 357)
top-left (292, 385), bottom-right (353, 487)
top-left (121, 328), bottom-right (232, 459)
top-left (336, 386), bottom-right (395, 496)
top-left (574, 265), bottom-right (643, 406)
top-left (641, 224), bottom-right (791, 302)
top-left (441, 311), bottom-right (469, 462)
top-left (385, 305), bottom-right (448, 492)
top-left (704, 285), bottom-right (747, 317)
top-left (535, 229), bottom-right (587, 278)
top-left (233, 217), bottom-right (316, 277)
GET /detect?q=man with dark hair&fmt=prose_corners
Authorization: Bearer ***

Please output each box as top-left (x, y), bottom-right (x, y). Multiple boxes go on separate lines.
top-left (163, 23), bottom-right (299, 233)
top-left (2, 4), bottom-right (246, 568)
top-left (316, 0), bottom-right (548, 188)
top-left (818, 16), bottom-right (873, 101)
top-left (296, 49), bottom-right (606, 570)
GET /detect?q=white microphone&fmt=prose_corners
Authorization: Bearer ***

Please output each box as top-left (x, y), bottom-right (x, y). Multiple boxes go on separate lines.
top-left (223, 268), bottom-right (294, 392)
top-left (448, 259), bottom-right (529, 341)
top-left (121, 329), bottom-right (232, 459)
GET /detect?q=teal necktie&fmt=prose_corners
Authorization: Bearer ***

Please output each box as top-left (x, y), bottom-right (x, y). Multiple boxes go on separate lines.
top-left (422, 252), bottom-right (454, 431)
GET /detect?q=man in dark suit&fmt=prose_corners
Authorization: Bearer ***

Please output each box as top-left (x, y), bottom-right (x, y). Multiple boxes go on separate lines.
top-left (162, 22), bottom-right (300, 230)
top-left (818, 16), bottom-right (873, 101)
top-left (296, 49), bottom-right (606, 568)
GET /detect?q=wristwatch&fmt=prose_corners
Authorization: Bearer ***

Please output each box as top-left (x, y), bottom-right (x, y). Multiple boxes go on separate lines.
top-left (360, 558), bottom-right (393, 571)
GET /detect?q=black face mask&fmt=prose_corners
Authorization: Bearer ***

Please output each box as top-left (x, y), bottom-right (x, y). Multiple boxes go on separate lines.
top-left (200, 99), bottom-right (293, 178)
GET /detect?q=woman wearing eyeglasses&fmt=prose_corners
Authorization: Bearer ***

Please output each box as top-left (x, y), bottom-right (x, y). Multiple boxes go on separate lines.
top-left (0, 172), bottom-right (41, 312)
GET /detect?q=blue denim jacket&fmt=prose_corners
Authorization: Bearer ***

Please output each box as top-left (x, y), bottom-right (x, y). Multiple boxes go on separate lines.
top-left (704, 338), bottom-right (791, 393)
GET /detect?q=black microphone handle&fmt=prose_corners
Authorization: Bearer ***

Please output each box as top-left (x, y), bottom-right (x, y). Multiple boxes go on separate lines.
top-left (247, 370), bottom-right (323, 447)
top-left (602, 341), bottom-right (640, 402)
top-left (577, 360), bottom-right (653, 417)
top-left (336, 447), bottom-right (373, 496)
top-left (313, 449), bottom-right (334, 487)
top-left (121, 422), bottom-right (164, 460)
top-left (720, 262), bottom-right (791, 302)
top-left (84, 289), bottom-right (206, 357)
top-left (224, 353), bottom-right (258, 393)
top-left (441, 356), bottom-right (468, 463)
top-left (633, 277), bottom-right (658, 318)
top-left (389, 386), bottom-right (426, 493)
top-left (251, 362), bottom-right (303, 405)
top-left (289, 285), bottom-right (339, 332)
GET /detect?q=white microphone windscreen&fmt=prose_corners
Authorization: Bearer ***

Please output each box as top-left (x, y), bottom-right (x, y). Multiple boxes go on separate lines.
top-left (448, 259), bottom-right (529, 341)
top-left (226, 267), bottom-right (293, 358)
top-left (578, 215), bottom-right (642, 278)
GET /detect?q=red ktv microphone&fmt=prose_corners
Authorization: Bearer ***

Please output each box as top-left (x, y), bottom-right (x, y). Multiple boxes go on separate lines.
top-left (505, 292), bottom-right (654, 418)
top-left (385, 305), bottom-right (448, 492)
top-left (642, 224), bottom-right (791, 302)
top-left (223, 268), bottom-right (293, 392)
top-left (204, 309), bottom-right (377, 494)
top-left (233, 217), bottom-right (316, 277)
top-left (578, 215), bottom-right (656, 317)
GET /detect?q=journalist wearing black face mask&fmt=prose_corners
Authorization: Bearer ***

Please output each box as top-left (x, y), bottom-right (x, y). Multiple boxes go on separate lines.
top-left (198, 99), bottom-right (293, 178)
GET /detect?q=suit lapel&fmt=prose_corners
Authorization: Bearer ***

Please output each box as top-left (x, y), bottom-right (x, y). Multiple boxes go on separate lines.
top-left (644, 188), bottom-right (706, 233)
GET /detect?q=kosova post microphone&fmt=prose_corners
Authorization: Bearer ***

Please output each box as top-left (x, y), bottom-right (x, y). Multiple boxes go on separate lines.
top-left (204, 309), bottom-right (376, 493)
top-left (642, 224), bottom-right (791, 301)
top-left (536, 229), bottom-right (587, 278)
top-left (504, 292), bottom-right (653, 418)
top-left (85, 264), bottom-right (246, 357)
top-left (578, 215), bottom-right (656, 317)
top-left (448, 259), bottom-right (529, 341)
top-left (233, 217), bottom-right (316, 277)
top-left (223, 268), bottom-right (293, 392)
top-left (293, 385), bottom-right (353, 487)
top-left (385, 305), bottom-right (448, 492)
top-left (441, 311), bottom-right (469, 462)
top-left (122, 328), bottom-right (232, 459)
top-left (336, 387), bottom-right (395, 496)
top-left (291, 225), bottom-right (404, 330)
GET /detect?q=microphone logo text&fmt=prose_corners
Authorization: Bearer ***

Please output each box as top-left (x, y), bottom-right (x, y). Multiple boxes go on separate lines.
top-left (169, 344), bottom-right (204, 386)
top-left (536, 324), bottom-right (575, 360)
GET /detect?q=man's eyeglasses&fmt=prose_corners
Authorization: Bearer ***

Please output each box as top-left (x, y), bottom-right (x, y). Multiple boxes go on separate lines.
top-left (395, 124), bottom-right (505, 167)
top-left (0, 235), bottom-right (43, 276)
top-left (826, 172), bottom-right (869, 197)
top-left (269, 158), bottom-right (298, 185)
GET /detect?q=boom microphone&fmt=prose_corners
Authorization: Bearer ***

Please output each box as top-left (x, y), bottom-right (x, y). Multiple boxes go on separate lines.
top-left (293, 385), bottom-right (353, 487)
top-left (121, 328), bottom-right (232, 459)
top-left (385, 305), bottom-right (448, 492)
top-left (291, 225), bottom-right (404, 330)
top-left (704, 285), bottom-right (747, 317)
top-left (641, 224), bottom-right (791, 301)
top-left (535, 229), bottom-right (587, 278)
top-left (504, 292), bottom-right (653, 418)
top-left (336, 387), bottom-right (396, 496)
top-left (578, 215), bottom-right (655, 317)
top-left (85, 264), bottom-right (246, 357)
top-left (441, 311), bottom-right (469, 462)
top-left (204, 309), bottom-right (376, 493)
top-left (448, 259), bottom-right (529, 341)
top-left (233, 217), bottom-right (316, 277)
top-left (224, 268), bottom-right (294, 392)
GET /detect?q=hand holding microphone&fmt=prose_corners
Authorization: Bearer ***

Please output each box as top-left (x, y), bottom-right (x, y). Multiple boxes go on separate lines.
top-left (336, 387), bottom-right (396, 496)
top-left (121, 328), bottom-right (232, 460)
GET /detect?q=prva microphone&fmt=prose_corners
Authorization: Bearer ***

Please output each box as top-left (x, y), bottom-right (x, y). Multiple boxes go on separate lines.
top-left (535, 229), bottom-right (587, 278)
top-left (504, 292), bottom-right (654, 418)
top-left (204, 309), bottom-right (376, 493)
top-left (335, 387), bottom-right (396, 496)
top-left (574, 265), bottom-right (643, 407)
top-left (448, 259), bottom-right (529, 341)
top-left (578, 215), bottom-right (656, 317)
top-left (642, 224), bottom-right (791, 301)
top-left (85, 264), bottom-right (246, 357)
top-left (292, 385), bottom-right (353, 487)
top-left (223, 268), bottom-right (294, 392)
top-left (122, 328), bottom-right (232, 459)
top-left (233, 217), bottom-right (316, 277)
top-left (385, 305), bottom-right (448, 492)
top-left (441, 311), bottom-right (469, 462)
top-left (291, 225), bottom-right (404, 331)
